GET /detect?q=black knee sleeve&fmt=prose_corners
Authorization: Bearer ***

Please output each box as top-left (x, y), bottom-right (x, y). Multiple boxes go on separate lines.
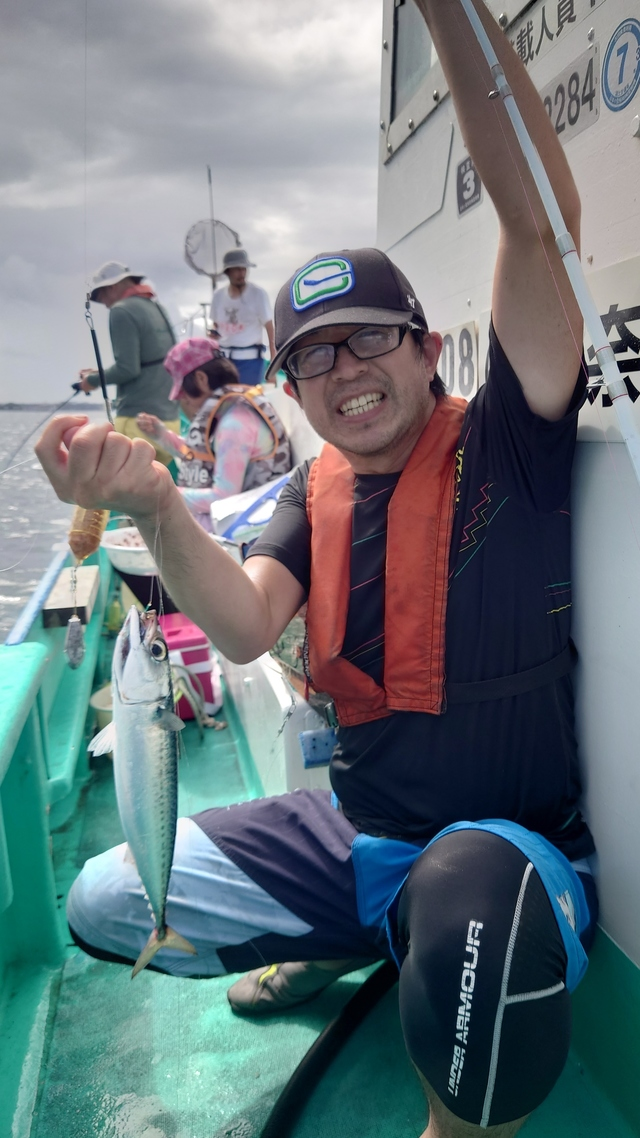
top-left (397, 830), bottom-right (571, 1127)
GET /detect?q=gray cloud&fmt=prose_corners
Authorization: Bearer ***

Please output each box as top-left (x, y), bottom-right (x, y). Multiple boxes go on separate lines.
top-left (0, 0), bottom-right (382, 401)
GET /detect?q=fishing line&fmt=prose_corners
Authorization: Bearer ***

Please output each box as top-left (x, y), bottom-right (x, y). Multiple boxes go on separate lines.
top-left (0, 391), bottom-right (81, 475)
top-left (0, 455), bottom-right (45, 478)
top-left (81, 0), bottom-right (112, 420)
top-left (0, 395), bottom-right (85, 574)
top-left (74, 0), bottom-right (190, 1106)
top-left (0, 539), bottom-right (38, 575)
top-left (83, 0), bottom-right (88, 287)
top-left (151, 492), bottom-right (164, 616)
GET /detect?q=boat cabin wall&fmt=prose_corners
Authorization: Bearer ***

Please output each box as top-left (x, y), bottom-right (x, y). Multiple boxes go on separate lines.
top-left (265, 382), bottom-right (325, 467)
top-left (377, 0), bottom-right (640, 428)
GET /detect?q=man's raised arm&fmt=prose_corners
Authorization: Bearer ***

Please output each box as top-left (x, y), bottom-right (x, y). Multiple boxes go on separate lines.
top-left (35, 416), bottom-right (305, 661)
top-left (417, 0), bottom-right (583, 419)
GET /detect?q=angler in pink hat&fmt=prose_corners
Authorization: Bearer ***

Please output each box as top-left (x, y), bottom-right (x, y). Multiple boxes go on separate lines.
top-left (136, 337), bottom-right (291, 532)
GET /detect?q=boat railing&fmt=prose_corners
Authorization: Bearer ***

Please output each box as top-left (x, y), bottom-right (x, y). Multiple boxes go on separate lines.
top-left (0, 544), bottom-right (115, 1133)
top-left (4, 549), bottom-right (70, 648)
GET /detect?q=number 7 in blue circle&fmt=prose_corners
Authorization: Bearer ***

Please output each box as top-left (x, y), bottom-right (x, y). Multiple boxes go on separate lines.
top-left (617, 42), bottom-right (628, 86)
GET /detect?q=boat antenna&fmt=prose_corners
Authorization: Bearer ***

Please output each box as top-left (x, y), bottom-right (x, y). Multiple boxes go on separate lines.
top-left (207, 164), bottom-right (217, 296)
top-left (457, 0), bottom-right (640, 490)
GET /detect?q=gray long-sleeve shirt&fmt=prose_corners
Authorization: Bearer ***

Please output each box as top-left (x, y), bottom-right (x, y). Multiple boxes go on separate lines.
top-left (88, 295), bottom-right (178, 419)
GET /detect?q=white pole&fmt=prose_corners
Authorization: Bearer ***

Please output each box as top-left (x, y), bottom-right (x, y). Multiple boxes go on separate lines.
top-left (458, 0), bottom-right (640, 487)
top-left (207, 164), bottom-right (217, 296)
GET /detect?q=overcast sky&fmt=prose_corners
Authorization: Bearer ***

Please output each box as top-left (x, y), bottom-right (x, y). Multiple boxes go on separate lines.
top-left (0, 0), bottom-right (382, 403)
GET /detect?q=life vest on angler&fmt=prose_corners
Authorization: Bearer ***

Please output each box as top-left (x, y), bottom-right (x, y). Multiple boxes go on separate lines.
top-left (304, 397), bottom-right (466, 727)
top-left (177, 385), bottom-right (291, 491)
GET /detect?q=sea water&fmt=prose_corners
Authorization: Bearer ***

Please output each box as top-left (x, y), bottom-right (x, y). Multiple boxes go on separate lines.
top-left (0, 407), bottom-right (107, 638)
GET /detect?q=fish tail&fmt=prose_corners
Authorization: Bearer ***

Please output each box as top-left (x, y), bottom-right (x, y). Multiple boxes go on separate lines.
top-left (131, 925), bottom-right (198, 979)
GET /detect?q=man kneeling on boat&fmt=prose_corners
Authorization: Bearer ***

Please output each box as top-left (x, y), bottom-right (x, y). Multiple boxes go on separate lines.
top-left (36, 2), bottom-right (597, 1135)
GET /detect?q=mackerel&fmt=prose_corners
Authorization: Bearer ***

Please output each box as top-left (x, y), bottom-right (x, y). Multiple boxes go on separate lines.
top-left (89, 606), bottom-right (196, 977)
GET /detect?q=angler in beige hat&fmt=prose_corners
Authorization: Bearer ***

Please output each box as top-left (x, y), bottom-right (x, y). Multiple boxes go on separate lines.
top-left (78, 261), bottom-right (180, 465)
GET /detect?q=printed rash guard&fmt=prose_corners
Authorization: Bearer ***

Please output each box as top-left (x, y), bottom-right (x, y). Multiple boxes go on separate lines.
top-left (247, 327), bottom-right (593, 861)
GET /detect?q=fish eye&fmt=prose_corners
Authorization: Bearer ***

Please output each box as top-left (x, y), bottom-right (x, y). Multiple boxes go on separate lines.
top-left (149, 639), bottom-right (167, 660)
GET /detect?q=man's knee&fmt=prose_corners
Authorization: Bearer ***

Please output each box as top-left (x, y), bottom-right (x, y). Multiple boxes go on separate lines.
top-left (396, 830), bottom-right (571, 1127)
top-left (66, 840), bottom-right (142, 954)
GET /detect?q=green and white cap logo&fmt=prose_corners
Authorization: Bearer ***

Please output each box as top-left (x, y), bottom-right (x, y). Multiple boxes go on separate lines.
top-left (291, 257), bottom-right (355, 312)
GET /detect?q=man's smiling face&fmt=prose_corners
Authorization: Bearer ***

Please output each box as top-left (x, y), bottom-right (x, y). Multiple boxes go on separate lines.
top-left (284, 324), bottom-right (443, 474)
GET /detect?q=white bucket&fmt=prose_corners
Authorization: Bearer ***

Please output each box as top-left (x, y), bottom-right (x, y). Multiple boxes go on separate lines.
top-left (89, 684), bottom-right (113, 732)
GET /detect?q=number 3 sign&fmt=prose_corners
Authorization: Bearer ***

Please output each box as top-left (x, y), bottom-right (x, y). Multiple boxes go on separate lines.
top-left (457, 157), bottom-right (482, 216)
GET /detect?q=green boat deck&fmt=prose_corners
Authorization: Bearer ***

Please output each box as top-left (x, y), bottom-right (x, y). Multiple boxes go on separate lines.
top-left (1, 554), bottom-right (640, 1136)
top-left (27, 725), bottom-right (640, 1137)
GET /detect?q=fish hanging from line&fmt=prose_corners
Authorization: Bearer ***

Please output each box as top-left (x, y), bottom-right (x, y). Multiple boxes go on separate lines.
top-left (89, 606), bottom-right (197, 977)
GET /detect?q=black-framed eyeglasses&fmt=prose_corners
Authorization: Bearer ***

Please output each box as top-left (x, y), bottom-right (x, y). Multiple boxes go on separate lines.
top-left (285, 323), bottom-right (418, 381)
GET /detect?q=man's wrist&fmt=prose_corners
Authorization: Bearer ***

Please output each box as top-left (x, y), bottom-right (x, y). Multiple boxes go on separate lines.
top-left (129, 477), bottom-right (180, 530)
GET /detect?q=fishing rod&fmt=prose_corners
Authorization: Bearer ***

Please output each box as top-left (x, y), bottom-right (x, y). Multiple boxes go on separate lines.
top-left (457, 0), bottom-right (640, 490)
top-left (64, 295), bottom-right (115, 668)
top-left (84, 295), bottom-right (114, 425)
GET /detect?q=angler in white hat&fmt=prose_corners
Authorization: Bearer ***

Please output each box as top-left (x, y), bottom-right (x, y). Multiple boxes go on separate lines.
top-left (210, 249), bottom-right (275, 386)
top-left (78, 262), bottom-right (180, 465)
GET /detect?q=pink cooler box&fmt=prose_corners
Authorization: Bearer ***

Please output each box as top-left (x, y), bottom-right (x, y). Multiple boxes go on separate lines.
top-left (158, 613), bottom-right (220, 720)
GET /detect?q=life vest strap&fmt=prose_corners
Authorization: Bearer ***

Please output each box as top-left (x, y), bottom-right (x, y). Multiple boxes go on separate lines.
top-left (446, 641), bottom-right (576, 705)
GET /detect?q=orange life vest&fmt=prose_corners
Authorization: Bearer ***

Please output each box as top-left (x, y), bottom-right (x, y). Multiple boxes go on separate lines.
top-left (305, 397), bottom-right (466, 727)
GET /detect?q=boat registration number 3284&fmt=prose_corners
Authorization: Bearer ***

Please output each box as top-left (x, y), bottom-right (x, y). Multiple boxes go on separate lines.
top-left (539, 46), bottom-right (600, 145)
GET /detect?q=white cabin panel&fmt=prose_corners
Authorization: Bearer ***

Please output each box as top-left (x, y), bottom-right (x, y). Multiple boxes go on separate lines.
top-left (573, 440), bottom-right (640, 968)
top-left (507, 0), bottom-right (640, 271)
top-left (219, 652), bottom-right (331, 796)
top-left (266, 384), bottom-right (324, 467)
top-left (578, 255), bottom-right (640, 443)
top-left (378, 0), bottom-right (640, 339)
top-left (378, 110), bottom-right (499, 334)
top-left (377, 117), bottom-right (454, 252)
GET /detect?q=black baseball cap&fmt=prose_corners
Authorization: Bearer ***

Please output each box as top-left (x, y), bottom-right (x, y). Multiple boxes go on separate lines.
top-left (266, 247), bottom-right (428, 380)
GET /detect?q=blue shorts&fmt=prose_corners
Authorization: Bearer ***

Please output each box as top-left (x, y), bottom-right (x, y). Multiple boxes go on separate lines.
top-left (67, 790), bottom-right (596, 1125)
top-left (67, 789), bottom-right (596, 986)
top-left (353, 818), bottom-right (593, 992)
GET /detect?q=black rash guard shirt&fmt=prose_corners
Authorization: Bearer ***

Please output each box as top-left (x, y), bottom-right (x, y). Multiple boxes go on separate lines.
top-left (247, 327), bottom-right (593, 860)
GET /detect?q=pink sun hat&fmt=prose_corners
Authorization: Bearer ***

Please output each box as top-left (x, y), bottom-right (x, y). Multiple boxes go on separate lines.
top-left (164, 337), bottom-right (222, 400)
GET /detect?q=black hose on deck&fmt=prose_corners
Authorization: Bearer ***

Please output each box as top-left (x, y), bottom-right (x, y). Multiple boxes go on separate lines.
top-left (260, 960), bottom-right (398, 1138)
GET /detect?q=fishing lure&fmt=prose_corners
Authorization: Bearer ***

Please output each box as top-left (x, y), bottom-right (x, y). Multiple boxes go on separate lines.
top-left (64, 613), bottom-right (85, 670)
